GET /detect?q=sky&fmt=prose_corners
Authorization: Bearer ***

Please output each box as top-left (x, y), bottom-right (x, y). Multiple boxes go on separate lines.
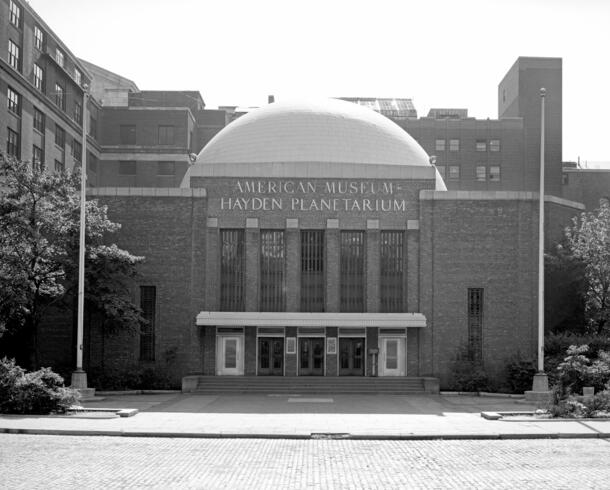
top-left (26, 0), bottom-right (610, 166)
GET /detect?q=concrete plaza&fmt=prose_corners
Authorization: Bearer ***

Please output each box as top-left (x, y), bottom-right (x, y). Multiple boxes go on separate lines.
top-left (0, 393), bottom-right (609, 440)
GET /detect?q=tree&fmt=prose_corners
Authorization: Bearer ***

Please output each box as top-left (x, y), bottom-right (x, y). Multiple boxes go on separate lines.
top-left (0, 152), bottom-right (146, 369)
top-left (564, 199), bottom-right (610, 335)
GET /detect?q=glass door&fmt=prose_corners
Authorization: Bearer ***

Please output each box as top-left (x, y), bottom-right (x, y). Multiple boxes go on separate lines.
top-left (379, 337), bottom-right (406, 376)
top-left (258, 337), bottom-right (284, 375)
top-left (216, 336), bottom-right (244, 375)
top-left (299, 338), bottom-right (324, 376)
top-left (339, 338), bottom-right (365, 376)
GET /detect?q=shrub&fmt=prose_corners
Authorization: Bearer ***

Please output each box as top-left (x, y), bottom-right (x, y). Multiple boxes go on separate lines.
top-left (88, 364), bottom-right (177, 391)
top-left (0, 358), bottom-right (79, 414)
top-left (504, 354), bottom-right (537, 394)
top-left (448, 344), bottom-right (491, 392)
top-left (555, 345), bottom-right (610, 396)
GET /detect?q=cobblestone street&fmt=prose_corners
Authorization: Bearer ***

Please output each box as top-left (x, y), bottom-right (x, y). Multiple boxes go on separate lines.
top-left (1, 434), bottom-right (609, 489)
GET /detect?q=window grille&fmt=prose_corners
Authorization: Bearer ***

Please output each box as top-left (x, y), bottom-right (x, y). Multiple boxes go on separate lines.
top-left (140, 286), bottom-right (156, 361)
top-left (340, 231), bottom-right (365, 312)
top-left (300, 230), bottom-right (325, 312)
top-left (260, 230), bottom-right (285, 311)
top-left (468, 288), bottom-right (483, 362)
top-left (380, 231), bottom-right (404, 312)
top-left (220, 229), bottom-right (245, 311)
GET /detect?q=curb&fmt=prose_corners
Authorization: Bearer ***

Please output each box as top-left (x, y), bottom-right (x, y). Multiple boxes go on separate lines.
top-left (1, 427), bottom-right (608, 441)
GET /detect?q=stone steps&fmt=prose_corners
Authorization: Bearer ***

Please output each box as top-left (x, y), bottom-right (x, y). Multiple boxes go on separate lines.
top-left (183, 376), bottom-right (439, 394)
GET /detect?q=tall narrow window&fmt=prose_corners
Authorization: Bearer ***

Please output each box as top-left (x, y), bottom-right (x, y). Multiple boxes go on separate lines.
top-left (32, 145), bottom-right (44, 171)
top-left (74, 100), bottom-right (82, 124)
top-left (55, 124), bottom-right (65, 149)
top-left (9, 1), bottom-right (22, 27)
top-left (139, 286), bottom-right (156, 361)
top-left (54, 83), bottom-right (65, 110)
top-left (220, 229), bottom-right (245, 311)
top-left (260, 230), bottom-right (285, 312)
top-left (380, 231), bottom-right (404, 312)
top-left (33, 64), bottom-right (44, 92)
top-left (8, 40), bottom-right (20, 71)
top-left (55, 48), bottom-right (65, 68)
top-left (301, 230), bottom-right (325, 312)
top-left (7, 87), bottom-right (21, 116)
top-left (72, 140), bottom-right (82, 163)
top-left (468, 288), bottom-right (483, 362)
top-left (34, 26), bottom-right (45, 50)
top-left (340, 231), bottom-right (365, 312)
top-left (74, 68), bottom-right (82, 86)
top-left (6, 128), bottom-right (20, 158)
top-left (475, 165), bottom-right (486, 182)
top-left (33, 108), bottom-right (45, 133)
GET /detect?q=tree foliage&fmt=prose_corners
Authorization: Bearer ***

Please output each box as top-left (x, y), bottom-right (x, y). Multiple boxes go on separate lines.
top-left (564, 200), bottom-right (610, 335)
top-left (0, 152), bottom-right (146, 368)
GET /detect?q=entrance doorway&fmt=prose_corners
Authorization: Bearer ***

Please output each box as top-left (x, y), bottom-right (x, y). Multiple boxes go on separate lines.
top-left (379, 337), bottom-right (406, 376)
top-left (299, 338), bottom-right (324, 376)
top-left (339, 338), bottom-right (365, 376)
top-left (216, 336), bottom-right (244, 375)
top-left (258, 337), bottom-right (284, 375)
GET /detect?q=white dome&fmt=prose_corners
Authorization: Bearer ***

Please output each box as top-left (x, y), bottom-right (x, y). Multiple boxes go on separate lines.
top-left (181, 98), bottom-right (444, 188)
top-left (197, 98), bottom-right (430, 166)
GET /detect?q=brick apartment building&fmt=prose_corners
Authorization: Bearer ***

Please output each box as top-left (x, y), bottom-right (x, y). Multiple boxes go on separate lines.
top-left (1, 0), bottom-right (606, 390)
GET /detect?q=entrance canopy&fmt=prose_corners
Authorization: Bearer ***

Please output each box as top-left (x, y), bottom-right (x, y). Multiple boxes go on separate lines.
top-left (196, 312), bottom-right (427, 328)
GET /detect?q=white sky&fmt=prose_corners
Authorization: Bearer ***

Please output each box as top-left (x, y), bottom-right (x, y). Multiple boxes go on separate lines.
top-left (26, 0), bottom-right (610, 165)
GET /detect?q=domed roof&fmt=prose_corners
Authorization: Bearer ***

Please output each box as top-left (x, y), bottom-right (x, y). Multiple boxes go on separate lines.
top-left (182, 97), bottom-right (445, 189)
top-left (196, 98), bottom-right (430, 167)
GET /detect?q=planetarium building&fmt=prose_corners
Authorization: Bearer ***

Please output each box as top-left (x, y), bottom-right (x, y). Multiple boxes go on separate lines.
top-left (86, 98), bottom-right (582, 391)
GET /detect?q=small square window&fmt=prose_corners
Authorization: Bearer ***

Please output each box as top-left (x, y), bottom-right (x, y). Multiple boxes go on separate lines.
top-left (489, 166), bottom-right (501, 182)
top-left (120, 125), bottom-right (136, 145)
top-left (7, 87), bottom-right (21, 116)
top-left (158, 125), bottom-right (175, 145)
top-left (55, 48), bottom-right (65, 68)
top-left (489, 139), bottom-right (500, 152)
top-left (476, 140), bottom-right (487, 152)
top-left (448, 165), bottom-right (460, 180)
top-left (119, 161), bottom-right (136, 175)
top-left (157, 161), bottom-right (175, 176)
top-left (34, 26), bottom-right (45, 50)
top-left (435, 139), bottom-right (445, 151)
top-left (476, 165), bottom-right (487, 181)
top-left (449, 139), bottom-right (460, 151)
top-left (9, 1), bottom-right (22, 28)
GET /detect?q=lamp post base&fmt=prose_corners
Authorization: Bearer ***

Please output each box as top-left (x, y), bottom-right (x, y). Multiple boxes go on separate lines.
top-left (70, 369), bottom-right (96, 401)
top-left (524, 372), bottom-right (551, 404)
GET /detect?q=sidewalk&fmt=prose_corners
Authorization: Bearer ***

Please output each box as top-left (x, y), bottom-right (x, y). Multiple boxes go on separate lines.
top-left (1, 393), bottom-right (608, 440)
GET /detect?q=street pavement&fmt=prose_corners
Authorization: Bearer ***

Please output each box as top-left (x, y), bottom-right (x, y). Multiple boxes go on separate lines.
top-left (0, 393), bottom-right (609, 439)
top-left (1, 434), bottom-right (609, 489)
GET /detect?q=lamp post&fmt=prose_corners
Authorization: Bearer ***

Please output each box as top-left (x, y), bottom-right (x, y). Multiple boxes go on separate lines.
top-left (70, 83), bottom-right (94, 398)
top-left (526, 87), bottom-right (550, 401)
